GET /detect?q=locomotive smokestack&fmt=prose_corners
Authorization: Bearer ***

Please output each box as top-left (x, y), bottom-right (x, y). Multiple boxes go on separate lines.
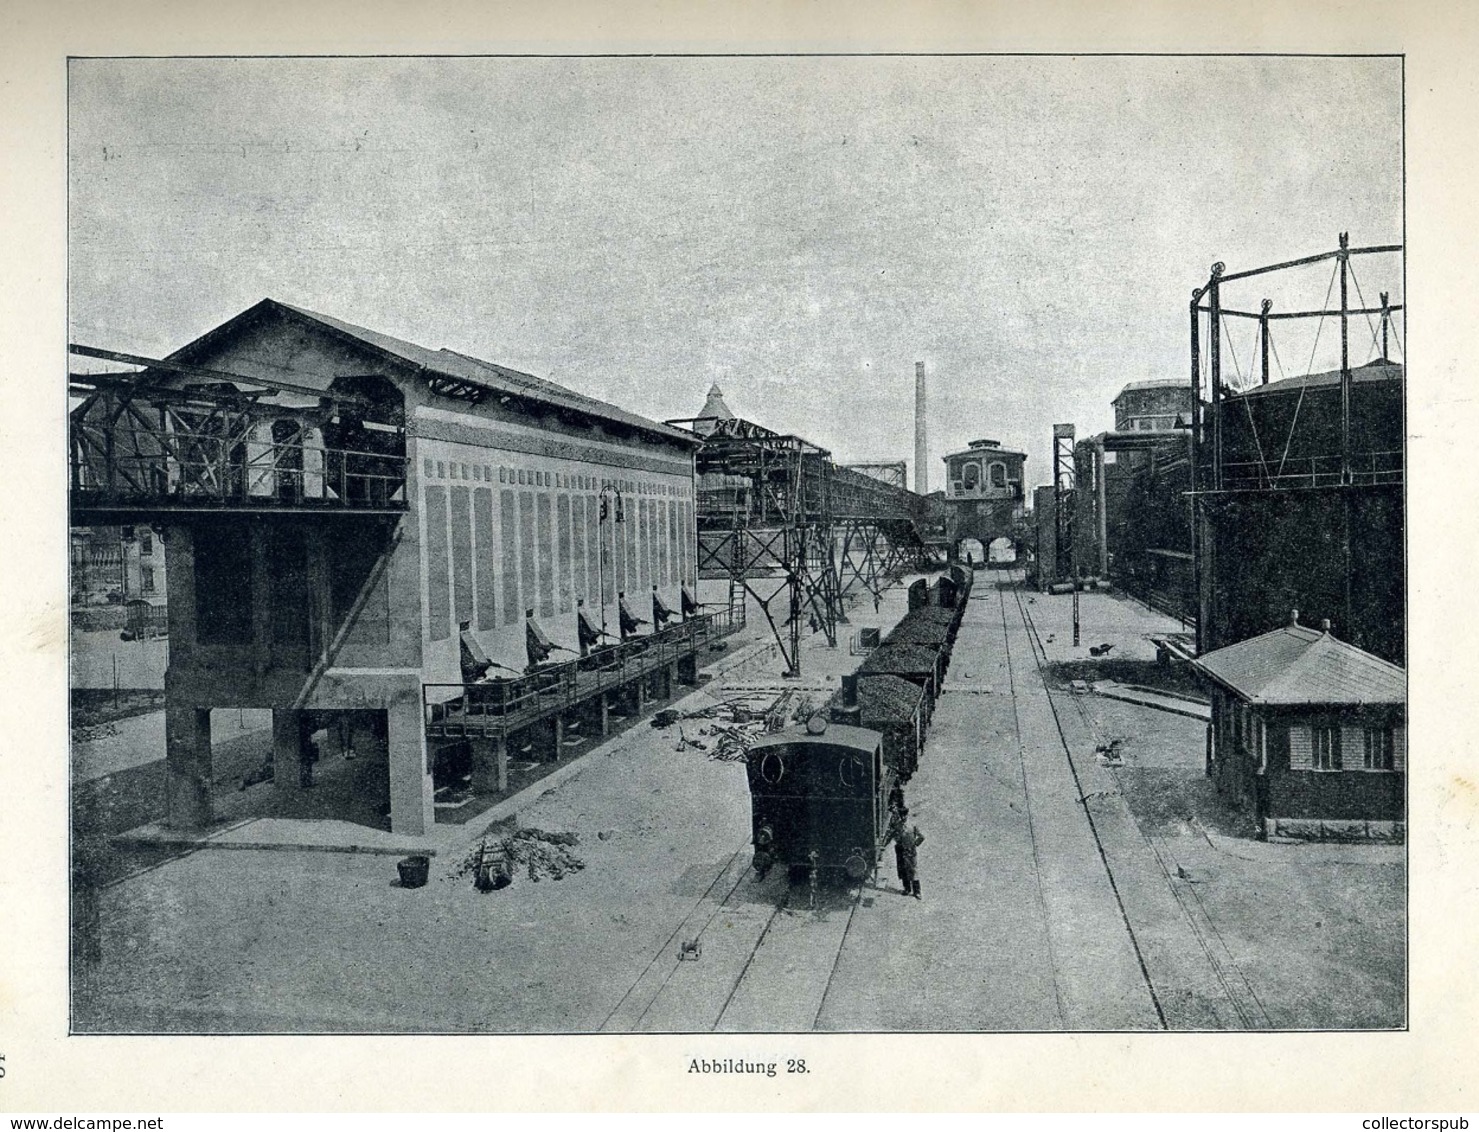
top-left (914, 360), bottom-right (927, 495)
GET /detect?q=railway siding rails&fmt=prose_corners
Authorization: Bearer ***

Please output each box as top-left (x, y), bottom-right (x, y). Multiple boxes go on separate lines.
top-left (996, 588), bottom-right (1164, 1030)
top-left (715, 887), bottom-right (861, 1032)
top-left (1011, 584), bottom-right (1272, 1030)
top-left (600, 844), bottom-right (757, 1032)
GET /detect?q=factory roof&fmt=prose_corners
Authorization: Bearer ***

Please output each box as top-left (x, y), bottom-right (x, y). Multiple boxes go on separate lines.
top-left (1113, 380), bottom-right (1187, 401)
top-left (697, 383), bottom-right (735, 422)
top-left (1231, 359), bottom-right (1403, 400)
top-left (941, 442), bottom-right (1027, 462)
top-left (1191, 618), bottom-right (1405, 707)
top-left (163, 298), bottom-right (697, 446)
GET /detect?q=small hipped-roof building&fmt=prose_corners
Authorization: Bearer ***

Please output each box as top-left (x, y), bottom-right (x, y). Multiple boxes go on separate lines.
top-left (1192, 612), bottom-right (1406, 842)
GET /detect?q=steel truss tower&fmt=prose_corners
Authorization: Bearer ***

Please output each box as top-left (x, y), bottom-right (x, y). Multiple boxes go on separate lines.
top-left (669, 414), bottom-right (937, 676)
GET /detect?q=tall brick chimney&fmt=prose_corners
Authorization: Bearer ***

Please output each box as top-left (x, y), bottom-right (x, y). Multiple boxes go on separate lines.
top-left (914, 360), bottom-right (927, 495)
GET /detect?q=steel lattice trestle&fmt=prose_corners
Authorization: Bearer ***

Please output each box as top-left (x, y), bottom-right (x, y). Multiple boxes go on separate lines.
top-left (669, 412), bottom-right (941, 676)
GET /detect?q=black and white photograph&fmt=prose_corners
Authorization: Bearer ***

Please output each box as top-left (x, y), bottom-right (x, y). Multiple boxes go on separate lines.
top-left (59, 50), bottom-right (1412, 1040)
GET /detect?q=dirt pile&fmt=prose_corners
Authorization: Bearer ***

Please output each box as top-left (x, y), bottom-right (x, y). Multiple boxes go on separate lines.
top-left (455, 826), bottom-right (586, 890)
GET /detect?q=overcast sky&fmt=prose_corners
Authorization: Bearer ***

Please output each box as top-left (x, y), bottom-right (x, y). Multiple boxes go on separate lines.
top-left (68, 55), bottom-right (1402, 488)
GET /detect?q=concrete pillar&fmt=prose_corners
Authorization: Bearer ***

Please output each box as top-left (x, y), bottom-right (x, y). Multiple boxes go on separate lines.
top-left (1095, 438), bottom-right (1109, 578)
top-left (551, 715), bottom-right (564, 762)
top-left (387, 698), bottom-right (434, 836)
top-left (600, 694), bottom-right (610, 736)
top-left (249, 521), bottom-right (271, 678)
top-left (246, 420), bottom-right (276, 498)
top-left (666, 661), bottom-right (679, 698)
top-left (272, 709), bottom-right (306, 795)
top-left (165, 706), bottom-right (213, 830)
top-left (470, 735), bottom-right (508, 794)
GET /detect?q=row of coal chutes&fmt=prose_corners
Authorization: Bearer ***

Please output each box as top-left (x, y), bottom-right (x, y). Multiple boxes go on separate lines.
top-left (824, 564), bottom-right (973, 788)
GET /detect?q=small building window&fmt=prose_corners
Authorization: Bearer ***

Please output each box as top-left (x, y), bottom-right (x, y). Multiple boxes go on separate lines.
top-left (140, 531), bottom-right (153, 556)
top-left (989, 462), bottom-right (1007, 488)
top-left (1363, 727), bottom-right (1395, 771)
top-left (141, 565), bottom-right (155, 594)
top-left (1312, 726), bottom-right (1342, 771)
top-left (962, 462), bottom-right (981, 490)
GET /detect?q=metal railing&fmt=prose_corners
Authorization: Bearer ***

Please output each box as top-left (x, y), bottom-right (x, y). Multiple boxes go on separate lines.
top-left (71, 424), bottom-right (409, 512)
top-left (1219, 450), bottom-right (1403, 491)
top-left (423, 611), bottom-right (739, 740)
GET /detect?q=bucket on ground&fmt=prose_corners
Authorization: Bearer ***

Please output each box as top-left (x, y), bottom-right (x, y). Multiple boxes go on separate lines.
top-left (397, 855), bottom-right (430, 888)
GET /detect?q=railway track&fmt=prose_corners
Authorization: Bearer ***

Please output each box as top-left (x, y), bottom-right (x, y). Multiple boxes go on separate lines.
top-left (600, 840), bottom-right (870, 1032)
top-left (1009, 576), bottom-right (1270, 1030)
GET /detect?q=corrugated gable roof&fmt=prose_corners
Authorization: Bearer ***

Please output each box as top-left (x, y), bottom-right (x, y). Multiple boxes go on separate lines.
top-left (1193, 623), bottom-right (1405, 706)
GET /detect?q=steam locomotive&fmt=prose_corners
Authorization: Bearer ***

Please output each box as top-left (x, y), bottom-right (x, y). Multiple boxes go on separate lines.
top-left (745, 718), bottom-right (892, 885)
top-left (743, 565), bottom-right (973, 886)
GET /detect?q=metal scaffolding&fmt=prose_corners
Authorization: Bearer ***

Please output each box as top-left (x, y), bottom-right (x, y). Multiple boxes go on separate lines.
top-left (69, 345), bottom-right (409, 525)
top-left (669, 413), bottom-right (936, 676)
top-left (1187, 234), bottom-right (1405, 653)
top-left (1052, 423), bottom-right (1076, 583)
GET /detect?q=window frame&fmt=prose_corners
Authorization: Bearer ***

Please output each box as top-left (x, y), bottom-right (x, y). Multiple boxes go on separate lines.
top-left (1312, 725), bottom-right (1342, 772)
top-left (1363, 726), bottom-right (1395, 772)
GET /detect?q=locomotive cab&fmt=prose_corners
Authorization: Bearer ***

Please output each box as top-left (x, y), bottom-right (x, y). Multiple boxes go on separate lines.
top-left (745, 721), bottom-right (890, 885)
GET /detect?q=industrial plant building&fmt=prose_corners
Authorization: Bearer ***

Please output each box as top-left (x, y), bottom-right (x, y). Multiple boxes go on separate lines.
top-left (70, 299), bottom-right (706, 836)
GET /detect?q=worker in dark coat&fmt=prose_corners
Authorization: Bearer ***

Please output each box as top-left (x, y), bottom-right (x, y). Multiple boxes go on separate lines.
top-left (884, 807), bottom-right (924, 899)
top-left (618, 591), bottom-right (647, 640)
top-left (652, 584), bottom-right (675, 629)
top-left (576, 599), bottom-right (607, 657)
top-left (888, 782), bottom-right (906, 821)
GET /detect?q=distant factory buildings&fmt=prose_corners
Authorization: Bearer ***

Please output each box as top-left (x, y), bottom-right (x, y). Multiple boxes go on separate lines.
top-left (940, 439), bottom-right (1026, 563)
top-left (1032, 380), bottom-right (1194, 604)
top-left (1113, 380), bottom-right (1194, 432)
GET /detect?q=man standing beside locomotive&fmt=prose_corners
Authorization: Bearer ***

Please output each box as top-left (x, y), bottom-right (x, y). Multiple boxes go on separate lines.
top-left (885, 806), bottom-right (924, 899)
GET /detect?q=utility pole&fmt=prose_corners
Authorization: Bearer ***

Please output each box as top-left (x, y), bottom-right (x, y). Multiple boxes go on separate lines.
top-left (1380, 291), bottom-right (1390, 360)
top-left (1339, 231), bottom-right (1351, 485)
top-left (1260, 299), bottom-right (1272, 385)
top-left (1190, 290), bottom-right (1203, 654)
top-left (1208, 262), bottom-right (1224, 491)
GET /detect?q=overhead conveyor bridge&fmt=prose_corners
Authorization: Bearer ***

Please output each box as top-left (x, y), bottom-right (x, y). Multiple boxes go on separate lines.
top-left (666, 412), bottom-right (945, 676)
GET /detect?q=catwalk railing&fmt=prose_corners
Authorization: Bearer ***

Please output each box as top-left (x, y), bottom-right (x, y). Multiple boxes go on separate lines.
top-left (71, 387), bottom-right (408, 517)
top-left (670, 411), bottom-right (940, 675)
top-left (1218, 449), bottom-right (1403, 491)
